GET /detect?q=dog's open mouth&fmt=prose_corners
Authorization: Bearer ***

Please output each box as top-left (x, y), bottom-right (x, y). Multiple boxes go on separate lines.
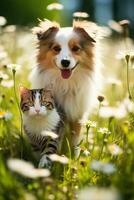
top-left (60, 69), bottom-right (72, 79)
top-left (60, 63), bottom-right (78, 79)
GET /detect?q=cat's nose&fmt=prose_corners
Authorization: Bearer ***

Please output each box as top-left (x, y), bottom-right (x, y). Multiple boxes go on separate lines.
top-left (35, 109), bottom-right (40, 114)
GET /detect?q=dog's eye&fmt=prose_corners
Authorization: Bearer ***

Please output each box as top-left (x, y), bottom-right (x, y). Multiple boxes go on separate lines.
top-left (71, 46), bottom-right (81, 52)
top-left (53, 46), bottom-right (61, 53)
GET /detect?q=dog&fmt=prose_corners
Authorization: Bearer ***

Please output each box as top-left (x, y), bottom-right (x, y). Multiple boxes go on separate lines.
top-left (30, 19), bottom-right (101, 151)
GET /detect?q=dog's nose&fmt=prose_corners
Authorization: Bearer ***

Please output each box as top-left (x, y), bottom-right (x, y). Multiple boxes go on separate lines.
top-left (61, 59), bottom-right (70, 68)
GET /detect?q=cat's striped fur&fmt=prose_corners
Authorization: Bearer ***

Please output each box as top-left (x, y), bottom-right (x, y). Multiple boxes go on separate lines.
top-left (20, 87), bottom-right (63, 168)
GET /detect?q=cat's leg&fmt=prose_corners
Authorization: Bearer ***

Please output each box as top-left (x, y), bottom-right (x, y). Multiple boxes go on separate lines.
top-left (26, 135), bottom-right (53, 168)
top-left (38, 154), bottom-right (52, 169)
top-left (25, 130), bottom-right (59, 168)
top-left (39, 138), bottom-right (59, 168)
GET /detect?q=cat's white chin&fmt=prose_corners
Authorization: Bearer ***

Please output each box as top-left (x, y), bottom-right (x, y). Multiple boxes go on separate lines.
top-left (29, 113), bottom-right (47, 117)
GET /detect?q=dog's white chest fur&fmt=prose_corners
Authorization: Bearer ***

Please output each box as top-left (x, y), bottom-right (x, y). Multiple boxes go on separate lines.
top-left (30, 67), bottom-right (97, 122)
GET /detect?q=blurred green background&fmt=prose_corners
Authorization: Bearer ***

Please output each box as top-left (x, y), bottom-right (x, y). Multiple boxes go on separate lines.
top-left (0, 0), bottom-right (134, 30)
top-left (0, 1), bottom-right (134, 200)
top-left (0, 0), bottom-right (54, 25)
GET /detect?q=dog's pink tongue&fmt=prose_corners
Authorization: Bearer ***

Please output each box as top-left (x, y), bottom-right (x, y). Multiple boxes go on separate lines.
top-left (61, 69), bottom-right (72, 79)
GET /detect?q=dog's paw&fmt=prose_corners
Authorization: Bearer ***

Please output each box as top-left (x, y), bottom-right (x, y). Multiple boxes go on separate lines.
top-left (38, 155), bottom-right (52, 169)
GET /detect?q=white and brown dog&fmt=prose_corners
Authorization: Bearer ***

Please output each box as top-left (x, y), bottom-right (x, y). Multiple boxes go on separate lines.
top-left (30, 20), bottom-right (101, 151)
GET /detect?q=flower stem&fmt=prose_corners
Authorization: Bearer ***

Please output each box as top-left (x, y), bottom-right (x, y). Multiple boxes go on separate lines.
top-left (12, 70), bottom-right (23, 158)
top-left (125, 55), bottom-right (132, 100)
top-left (86, 126), bottom-right (90, 148)
top-left (98, 133), bottom-right (106, 160)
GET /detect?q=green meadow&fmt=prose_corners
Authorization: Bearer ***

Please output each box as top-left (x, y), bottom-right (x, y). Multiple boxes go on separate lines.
top-left (0, 13), bottom-right (134, 200)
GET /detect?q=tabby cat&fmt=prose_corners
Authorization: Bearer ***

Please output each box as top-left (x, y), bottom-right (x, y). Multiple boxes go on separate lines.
top-left (20, 87), bottom-right (63, 168)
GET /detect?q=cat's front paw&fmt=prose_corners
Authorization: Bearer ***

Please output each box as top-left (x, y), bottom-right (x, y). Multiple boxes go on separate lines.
top-left (38, 155), bottom-right (52, 169)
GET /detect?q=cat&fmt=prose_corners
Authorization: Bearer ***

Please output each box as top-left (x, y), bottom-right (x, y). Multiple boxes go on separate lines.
top-left (20, 86), bottom-right (63, 168)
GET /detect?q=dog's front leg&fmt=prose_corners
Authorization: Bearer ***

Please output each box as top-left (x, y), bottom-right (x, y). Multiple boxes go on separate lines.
top-left (70, 121), bottom-right (82, 157)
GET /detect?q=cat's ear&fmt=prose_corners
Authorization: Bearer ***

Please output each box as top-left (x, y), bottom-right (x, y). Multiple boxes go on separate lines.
top-left (19, 86), bottom-right (29, 97)
top-left (43, 84), bottom-right (53, 92)
top-left (42, 84), bottom-right (54, 98)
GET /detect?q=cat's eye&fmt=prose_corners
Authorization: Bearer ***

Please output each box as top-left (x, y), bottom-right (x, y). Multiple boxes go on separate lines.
top-left (52, 45), bottom-right (61, 53)
top-left (23, 105), bottom-right (29, 111)
top-left (44, 102), bottom-right (53, 110)
top-left (29, 102), bottom-right (34, 107)
top-left (71, 45), bottom-right (81, 53)
top-left (46, 103), bottom-right (53, 110)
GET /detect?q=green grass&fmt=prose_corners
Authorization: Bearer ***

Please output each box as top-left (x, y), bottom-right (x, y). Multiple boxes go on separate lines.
top-left (0, 24), bottom-right (134, 200)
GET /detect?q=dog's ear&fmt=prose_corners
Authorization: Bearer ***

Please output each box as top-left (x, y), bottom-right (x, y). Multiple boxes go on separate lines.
top-left (73, 20), bottom-right (98, 43)
top-left (32, 19), bottom-right (60, 40)
top-left (73, 27), bottom-right (96, 43)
